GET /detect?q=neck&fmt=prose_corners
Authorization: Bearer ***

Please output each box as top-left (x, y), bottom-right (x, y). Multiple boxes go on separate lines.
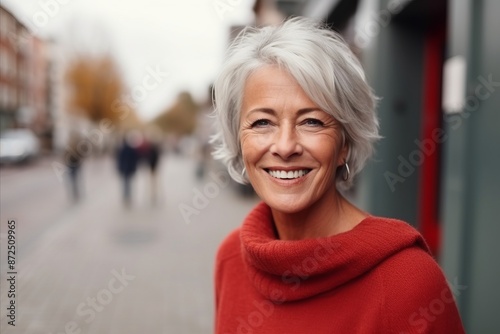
top-left (271, 189), bottom-right (367, 241)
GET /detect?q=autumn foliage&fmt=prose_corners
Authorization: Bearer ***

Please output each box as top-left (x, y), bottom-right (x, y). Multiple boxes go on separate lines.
top-left (65, 56), bottom-right (137, 126)
top-left (152, 92), bottom-right (199, 136)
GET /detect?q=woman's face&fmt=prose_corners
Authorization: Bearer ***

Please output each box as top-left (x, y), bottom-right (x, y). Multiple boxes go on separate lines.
top-left (240, 65), bottom-right (347, 214)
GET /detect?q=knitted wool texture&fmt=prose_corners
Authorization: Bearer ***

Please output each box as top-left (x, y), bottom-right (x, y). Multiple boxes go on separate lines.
top-left (215, 202), bottom-right (465, 334)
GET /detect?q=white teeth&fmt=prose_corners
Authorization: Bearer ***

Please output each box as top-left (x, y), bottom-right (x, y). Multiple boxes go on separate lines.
top-left (267, 169), bottom-right (310, 180)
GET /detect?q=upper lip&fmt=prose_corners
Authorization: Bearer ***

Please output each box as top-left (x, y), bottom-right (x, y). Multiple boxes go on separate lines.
top-left (264, 166), bottom-right (312, 171)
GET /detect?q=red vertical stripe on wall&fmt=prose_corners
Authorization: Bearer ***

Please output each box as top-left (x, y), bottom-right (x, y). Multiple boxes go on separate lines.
top-left (419, 25), bottom-right (445, 256)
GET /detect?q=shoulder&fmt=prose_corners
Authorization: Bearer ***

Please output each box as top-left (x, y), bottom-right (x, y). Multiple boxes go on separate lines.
top-left (366, 217), bottom-right (445, 294)
top-left (364, 220), bottom-right (444, 300)
top-left (214, 228), bottom-right (243, 304)
top-left (375, 246), bottom-right (464, 333)
top-left (378, 245), bottom-right (446, 294)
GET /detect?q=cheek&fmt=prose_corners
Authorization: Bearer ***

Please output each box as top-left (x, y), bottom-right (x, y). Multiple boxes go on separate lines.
top-left (240, 133), bottom-right (271, 161)
top-left (240, 134), bottom-right (255, 166)
top-left (302, 133), bottom-right (343, 164)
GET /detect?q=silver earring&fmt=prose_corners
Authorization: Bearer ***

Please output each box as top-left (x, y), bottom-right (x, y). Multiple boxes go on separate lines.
top-left (241, 167), bottom-right (246, 177)
top-left (342, 162), bottom-right (350, 181)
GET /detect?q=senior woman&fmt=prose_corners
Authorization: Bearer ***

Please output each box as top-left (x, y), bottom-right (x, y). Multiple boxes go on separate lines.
top-left (212, 17), bottom-right (464, 333)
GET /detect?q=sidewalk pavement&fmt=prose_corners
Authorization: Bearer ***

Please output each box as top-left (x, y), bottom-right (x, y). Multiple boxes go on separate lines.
top-left (0, 154), bottom-right (259, 334)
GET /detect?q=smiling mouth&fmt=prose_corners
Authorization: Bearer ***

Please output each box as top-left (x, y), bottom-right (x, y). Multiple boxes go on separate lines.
top-left (265, 169), bottom-right (312, 180)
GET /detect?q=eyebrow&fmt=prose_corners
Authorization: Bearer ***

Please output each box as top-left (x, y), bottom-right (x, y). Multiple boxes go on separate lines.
top-left (247, 107), bottom-right (323, 116)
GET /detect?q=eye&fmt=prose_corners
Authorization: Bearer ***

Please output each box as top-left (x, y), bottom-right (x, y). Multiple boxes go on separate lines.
top-left (303, 118), bottom-right (324, 127)
top-left (251, 119), bottom-right (270, 128)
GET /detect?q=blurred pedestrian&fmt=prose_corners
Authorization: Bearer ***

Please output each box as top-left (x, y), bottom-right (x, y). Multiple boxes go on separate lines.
top-left (139, 127), bottom-right (162, 205)
top-left (146, 140), bottom-right (161, 205)
top-left (116, 130), bottom-right (141, 207)
top-left (65, 134), bottom-right (83, 203)
top-left (212, 18), bottom-right (465, 333)
top-left (195, 142), bottom-right (210, 179)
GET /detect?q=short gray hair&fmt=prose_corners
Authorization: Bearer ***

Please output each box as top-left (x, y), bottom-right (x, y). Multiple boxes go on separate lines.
top-left (212, 17), bottom-right (380, 189)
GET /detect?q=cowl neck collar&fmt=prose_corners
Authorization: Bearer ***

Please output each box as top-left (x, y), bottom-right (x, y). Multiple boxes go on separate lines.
top-left (240, 202), bottom-right (429, 302)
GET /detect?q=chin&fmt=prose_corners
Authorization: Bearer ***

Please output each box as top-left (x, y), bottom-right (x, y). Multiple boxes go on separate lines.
top-left (261, 195), bottom-right (312, 215)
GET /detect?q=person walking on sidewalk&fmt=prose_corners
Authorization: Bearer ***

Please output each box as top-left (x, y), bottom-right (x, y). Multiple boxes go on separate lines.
top-left (143, 134), bottom-right (161, 205)
top-left (116, 130), bottom-right (141, 207)
top-left (65, 133), bottom-right (83, 203)
top-left (212, 17), bottom-right (465, 333)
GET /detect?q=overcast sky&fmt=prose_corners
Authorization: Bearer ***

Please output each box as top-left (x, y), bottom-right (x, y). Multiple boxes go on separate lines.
top-left (2, 0), bottom-right (255, 120)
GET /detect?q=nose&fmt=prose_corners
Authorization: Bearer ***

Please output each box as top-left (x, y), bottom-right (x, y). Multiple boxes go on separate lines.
top-left (270, 124), bottom-right (303, 160)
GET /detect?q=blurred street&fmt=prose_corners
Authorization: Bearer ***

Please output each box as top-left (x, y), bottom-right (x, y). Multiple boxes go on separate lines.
top-left (0, 154), bottom-right (258, 333)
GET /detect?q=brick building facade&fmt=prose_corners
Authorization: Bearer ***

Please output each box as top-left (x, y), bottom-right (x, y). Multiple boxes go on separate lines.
top-left (0, 5), bottom-right (51, 148)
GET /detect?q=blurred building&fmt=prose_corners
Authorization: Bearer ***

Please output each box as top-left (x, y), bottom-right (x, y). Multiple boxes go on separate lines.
top-left (0, 4), bottom-right (51, 149)
top-left (47, 38), bottom-right (78, 153)
top-left (257, 0), bottom-right (499, 332)
top-left (0, 5), bottom-right (29, 130)
top-left (0, 4), bottom-right (139, 154)
top-left (28, 34), bottom-right (52, 150)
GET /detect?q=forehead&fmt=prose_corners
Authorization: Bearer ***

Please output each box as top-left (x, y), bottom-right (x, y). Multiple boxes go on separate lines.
top-left (242, 65), bottom-right (317, 109)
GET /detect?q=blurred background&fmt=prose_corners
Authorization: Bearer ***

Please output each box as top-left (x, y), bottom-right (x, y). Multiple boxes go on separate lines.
top-left (0, 0), bottom-right (498, 333)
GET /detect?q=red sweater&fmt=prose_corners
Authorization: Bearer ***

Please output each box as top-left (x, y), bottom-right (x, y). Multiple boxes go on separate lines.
top-left (215, 202), bottom-right (465, 333)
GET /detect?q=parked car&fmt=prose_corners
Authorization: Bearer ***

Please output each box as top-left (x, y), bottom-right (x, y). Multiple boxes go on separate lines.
top-left (0, 129), bottom-right (40, 164)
